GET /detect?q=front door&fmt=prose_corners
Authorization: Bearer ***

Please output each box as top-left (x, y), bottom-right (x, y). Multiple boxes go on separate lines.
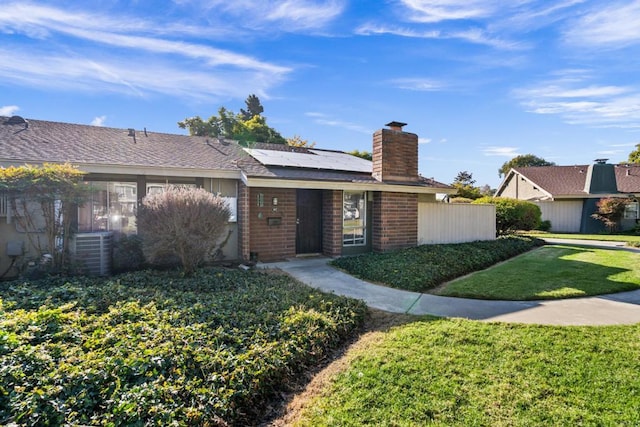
top-left (296, 189), bottom-right (323, 254)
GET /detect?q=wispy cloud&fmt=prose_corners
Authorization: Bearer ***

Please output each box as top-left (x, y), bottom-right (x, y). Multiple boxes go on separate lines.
top-left (0, 2), bottom-right (291, 100)
top-left (391, 77), bottom-right (446, 91)
top-left (514, 71), bottom-right (640, 128)
top-left (400, 0), bottom-right (497, 23)
top-left (174, 0), bottom-right (344, 31)
top-left (483, 146), bottom-right (520, 157)
top-left (418, 137), bottom-right (431, 144)
top-left (564, 1), bottom-right (640, 47)
top-left (355, 23), bottom-right (519, 49)
top-left (0, 105), bottom-right (20, 116)
top-left (91, 115), bottom-right (107, 126)
top-left (305, 112), bottom-right (371, 134)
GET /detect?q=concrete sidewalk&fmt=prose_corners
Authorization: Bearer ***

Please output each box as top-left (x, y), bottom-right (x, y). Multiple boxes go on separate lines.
top-left (261, 255), bottom-right (640, 326)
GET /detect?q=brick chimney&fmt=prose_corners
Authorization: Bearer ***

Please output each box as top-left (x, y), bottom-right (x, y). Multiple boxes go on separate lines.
top-left (372, 121), bottom-right (419, 182)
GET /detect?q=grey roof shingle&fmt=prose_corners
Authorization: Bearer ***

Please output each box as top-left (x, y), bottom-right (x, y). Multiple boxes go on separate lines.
top-left (0, 116), bottom-right (249, 172)
top-left (0, 116), bottom-right (451, 190)
top-left (510, 164), bottom-right (640, 195)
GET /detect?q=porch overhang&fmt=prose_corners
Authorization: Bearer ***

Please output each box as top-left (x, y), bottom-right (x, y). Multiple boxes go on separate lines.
top-left (241, 173), bottom-right (455, 195)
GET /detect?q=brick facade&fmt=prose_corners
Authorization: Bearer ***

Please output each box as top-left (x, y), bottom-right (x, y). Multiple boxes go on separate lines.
top-left (372, 191), bottom-right (418, 252)
top-left (372, 128), bottom-right (419, 182)
top-left (322, 190), bottom-right (343, 257)
top-left (247, 187), bottom-right (297, 262)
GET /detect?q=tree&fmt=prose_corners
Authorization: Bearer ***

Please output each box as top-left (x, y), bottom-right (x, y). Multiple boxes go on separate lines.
top-left (451, 170), bottom-right (482, 200)
top-left (591, 197), bottom-right (629, 232)
top-left (240, 94), bottom-right (264, 121)
top-left (287, 135), bottom-right (316, 148)
top-left (628, 144), bottom-right (640, 163)
top-left (347, 150), bottom-right (372, 161)
top-left (136, 186), bottom-right (231, 275)
top-left (178, 95), bottom-right (286, 145)
top-left (454, 171), bottom-right (475, 186)
top-left (0, 163), bottom-right (89, 271)
top-left (498, 154), bottom-right (555, 177)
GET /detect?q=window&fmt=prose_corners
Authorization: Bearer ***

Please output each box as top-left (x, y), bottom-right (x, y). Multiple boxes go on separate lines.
top-left (624, 201), bottom-right (639, 219)
top-left (0, 191), bottom-right (7, 218)
top-left (343, 191), bottom-right (366, 246)
top-left (78, 182), bottom-right (138, 235)
top-left (210, 179), bottom-right (238, 223)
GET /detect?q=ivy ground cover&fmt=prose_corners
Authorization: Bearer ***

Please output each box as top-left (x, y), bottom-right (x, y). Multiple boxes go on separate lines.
top-left (331, 236), bottom-right (543, 293)
top-left (0, 268), bottom-right (367, 426)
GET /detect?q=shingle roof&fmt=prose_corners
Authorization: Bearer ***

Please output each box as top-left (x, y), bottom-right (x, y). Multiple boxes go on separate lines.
top-left (0, 116), bottom-right (250, 173)
top-left (507, 164), bottom-right (640, 196)
top-left (0, 116), bottom-right (451, 190)
top-left (615, 164), bottom-right (640, 193)
top-left (512, 165), bottom-right (589, 196)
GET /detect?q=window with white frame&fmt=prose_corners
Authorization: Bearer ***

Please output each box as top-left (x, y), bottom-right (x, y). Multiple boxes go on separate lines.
top-left (624, 201), bottom-right (639, 219)
top-left (343, 191), bottom-right (366, 246)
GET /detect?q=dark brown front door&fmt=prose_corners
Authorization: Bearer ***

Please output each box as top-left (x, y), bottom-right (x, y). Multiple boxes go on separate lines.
top-left (296, 189), bottom-right (323, 254)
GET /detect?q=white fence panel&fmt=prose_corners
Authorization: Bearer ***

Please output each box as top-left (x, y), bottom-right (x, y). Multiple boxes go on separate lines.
top-left (418, 203), bottom-right (496, 245)
top-left (534, 201), bottom-right (582, 233)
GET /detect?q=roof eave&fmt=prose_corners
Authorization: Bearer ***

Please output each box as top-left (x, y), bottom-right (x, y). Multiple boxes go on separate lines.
top-left (240, 174), bottom-right (454, 194)
top-left (0, 159), bottom-right (242, 180)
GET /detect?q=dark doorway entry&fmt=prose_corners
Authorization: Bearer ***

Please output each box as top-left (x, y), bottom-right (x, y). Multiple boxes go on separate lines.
top-left (296, 189), bottom-right (323, 254)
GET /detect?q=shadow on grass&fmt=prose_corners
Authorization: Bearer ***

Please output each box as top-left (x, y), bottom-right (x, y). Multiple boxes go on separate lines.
top-left (437, 245), bottom-right (640, 301)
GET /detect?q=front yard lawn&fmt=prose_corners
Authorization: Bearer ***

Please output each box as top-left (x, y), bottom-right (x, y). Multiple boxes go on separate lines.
top-left (296, 317), bottom-right (640, 426)
top-left (436, 244), bottom-right (640, 300)
top-left (526, 231), bottom-right (640, 244)
top-left (0, 268), bottom-right (367, 426)
top-left (331, 236), bottom-right (543, 293)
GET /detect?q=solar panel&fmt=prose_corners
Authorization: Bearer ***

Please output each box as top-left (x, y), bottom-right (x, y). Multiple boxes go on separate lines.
top-left (244, 148), bottom-right (372, 173)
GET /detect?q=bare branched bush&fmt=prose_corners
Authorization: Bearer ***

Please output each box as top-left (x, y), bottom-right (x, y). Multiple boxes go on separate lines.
top-left (137, 186), bottom-right (231, 275)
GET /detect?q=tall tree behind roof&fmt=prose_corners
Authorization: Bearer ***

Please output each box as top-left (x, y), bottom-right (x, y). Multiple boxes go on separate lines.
top-left (499, 154), bottom-right (555, 177)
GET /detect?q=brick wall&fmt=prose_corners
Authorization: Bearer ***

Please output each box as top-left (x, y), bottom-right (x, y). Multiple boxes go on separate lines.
top-left (248, 187), bottom-right (296, 262)
top-left (372, 191), bottom-right (418, 252)
top-left (322, 190), bottom-right (343, 257)
top-left (372, 128), bottom-right (419, 182)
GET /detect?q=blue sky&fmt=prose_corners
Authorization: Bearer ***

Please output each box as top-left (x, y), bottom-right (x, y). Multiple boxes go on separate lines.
top-left (2, 0), bottom-right (640, 188)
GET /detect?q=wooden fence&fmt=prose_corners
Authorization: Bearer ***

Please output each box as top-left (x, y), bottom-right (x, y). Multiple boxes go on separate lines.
top-left (418, 203), bottom-right (496, 245)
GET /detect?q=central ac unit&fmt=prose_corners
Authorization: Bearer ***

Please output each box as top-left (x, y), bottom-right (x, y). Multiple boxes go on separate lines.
top-left (71, 232), bottom-right (113, 276)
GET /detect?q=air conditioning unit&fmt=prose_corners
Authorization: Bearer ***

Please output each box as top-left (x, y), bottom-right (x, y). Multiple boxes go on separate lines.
top-left (71, 232), bottom-right (113, 276)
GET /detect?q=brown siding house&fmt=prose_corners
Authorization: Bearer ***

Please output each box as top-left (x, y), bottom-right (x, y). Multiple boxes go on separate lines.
top-left (496, 162), bottom-right (640, 233)
top-left (0, 116), bottom-right (453, 276)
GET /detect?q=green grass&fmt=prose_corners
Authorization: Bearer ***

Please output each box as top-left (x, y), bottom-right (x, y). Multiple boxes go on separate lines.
top-left (436, 244), bottom-right (640, 300)
top-left (296, 318), bottom-right (640, 426)
top-left (526, 231), bottom-right (640, 243)
top-left (0, 268), bottom-right (367, 426)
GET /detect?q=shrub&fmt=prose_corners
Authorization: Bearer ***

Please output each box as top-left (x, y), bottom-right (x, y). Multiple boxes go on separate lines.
top-left (112, 234), bottom-right (146, 273)
top-left (473, 197), bottom-right (541, 234)
top-left (591, 197), bottom-right (629, 232)
top-left (537, 219), bottom-right (552, 232)
top-left (449, 197), bottom-right (474, 204)
top-left (137, 186), bottom-right (230, 275)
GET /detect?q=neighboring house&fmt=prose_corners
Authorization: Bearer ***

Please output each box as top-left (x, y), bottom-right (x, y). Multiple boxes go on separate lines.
top-left (496, 161), bottom-right (640, 233)
top-left (0, 116), bottom-right (454, 276)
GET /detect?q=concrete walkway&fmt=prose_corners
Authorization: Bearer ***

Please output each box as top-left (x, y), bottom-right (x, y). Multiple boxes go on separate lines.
top-left (261, 241), bottom-right (640, 326)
